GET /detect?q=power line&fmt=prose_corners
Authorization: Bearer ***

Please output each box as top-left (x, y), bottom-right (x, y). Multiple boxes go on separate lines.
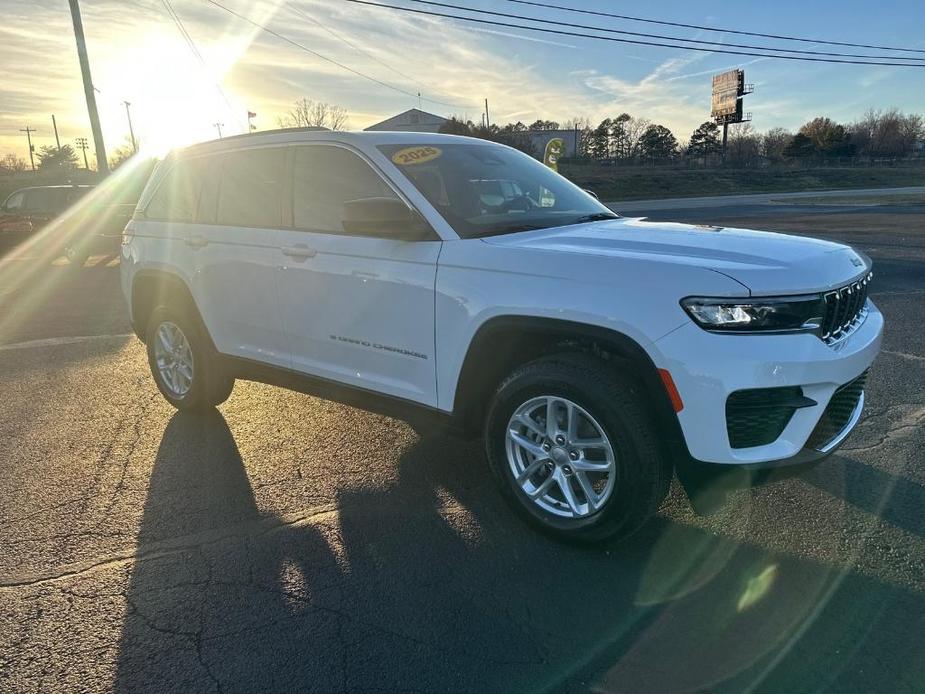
top-left (160, 0), bottom-right (244, 127)
top-left (286, 2), bottom-right (470, 106)
top-left (341, 0), bottom-right (925, 67)
top-left (402, 0), bottom-right (925, 62)
top-left (500, 0), bottom-right (925, 55)
top-left (203, 0), bottom-right (480, 109)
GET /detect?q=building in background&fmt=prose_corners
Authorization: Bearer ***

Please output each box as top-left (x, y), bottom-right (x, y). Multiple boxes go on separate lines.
top-left (364, 108), bottom-right (448, 133)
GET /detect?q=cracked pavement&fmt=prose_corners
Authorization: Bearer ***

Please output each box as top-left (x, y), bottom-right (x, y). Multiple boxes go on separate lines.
top-left (1, 205), bottom-right (924, 693)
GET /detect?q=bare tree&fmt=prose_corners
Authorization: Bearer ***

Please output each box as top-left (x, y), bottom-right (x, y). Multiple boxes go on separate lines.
top-left (726, 123), bottom-right (762, 166)
top-left (0, 153), bottom-right (28, 173)
top-left (851, 108), bottom-right (924, 159)
top-left (762, 127), bottom-right (792, 163)
top-left (277, 97), bottom-right (349, 130)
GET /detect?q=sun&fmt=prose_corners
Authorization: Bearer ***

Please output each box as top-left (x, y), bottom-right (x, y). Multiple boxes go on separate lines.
top-left (93, 27), bottom-right (248, 155)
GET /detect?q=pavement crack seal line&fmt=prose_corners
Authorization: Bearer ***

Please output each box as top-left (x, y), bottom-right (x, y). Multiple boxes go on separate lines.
top-left (842, 405), bottom-right (925, 454)
top-left (0, 501), bottom-right (476, 591)
top-left (882, 349), bottom-right (925, 364)
top-left (0, 333), bottom-right (133, 352)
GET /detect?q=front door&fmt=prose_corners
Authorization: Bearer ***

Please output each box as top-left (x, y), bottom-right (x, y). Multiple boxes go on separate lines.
top-left (275, 144), bottom-right (440, 406)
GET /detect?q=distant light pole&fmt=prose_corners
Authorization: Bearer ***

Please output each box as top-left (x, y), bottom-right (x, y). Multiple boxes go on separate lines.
top-left (75, 137), bottom-right (90, 170)
top-left (213, 122), bottom-right (224, 139)
top-left (123, 101), bottom-right (137, 153)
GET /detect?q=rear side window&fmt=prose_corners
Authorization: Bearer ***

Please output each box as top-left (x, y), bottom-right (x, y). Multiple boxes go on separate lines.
top-left (145, 159), bottom-right (206, 222)
top-left (292, 145), bottom-right (397, 233)
top-left (217, 148), bottom-right (287, 228)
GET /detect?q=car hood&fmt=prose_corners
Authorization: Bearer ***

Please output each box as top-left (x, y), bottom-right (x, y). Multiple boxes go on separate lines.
top-left (481, 217), bottom-right (869, 295)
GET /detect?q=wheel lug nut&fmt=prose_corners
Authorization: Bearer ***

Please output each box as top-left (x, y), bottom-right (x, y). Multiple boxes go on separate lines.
top-left (562, 465), bottom-right (572, 475)
top-left (555, 435), bottom-right (565, 445)
top-left (542, 442), bottom-right (551, 451)
top-left (569, 450), bottom-right (579, 460)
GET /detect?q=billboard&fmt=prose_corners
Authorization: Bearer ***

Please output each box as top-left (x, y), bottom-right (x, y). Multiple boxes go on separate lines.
top-left (711, 69), bottom-right (745, 120)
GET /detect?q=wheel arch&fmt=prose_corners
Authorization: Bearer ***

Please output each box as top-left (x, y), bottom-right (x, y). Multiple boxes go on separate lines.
top-left (452, 316), bottom-right (686, 453)
top-left (130, 270), bottom-right (211, 347)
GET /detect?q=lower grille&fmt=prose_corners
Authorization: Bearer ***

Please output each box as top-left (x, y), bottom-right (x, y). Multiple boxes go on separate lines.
top-left (805, 370), bottom-right (869, 450)
top-left (726, 386), bottom-right (814, 449)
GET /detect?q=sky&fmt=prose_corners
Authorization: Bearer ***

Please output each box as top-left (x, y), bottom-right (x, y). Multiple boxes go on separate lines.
top-left (1, 0), bottom-right (924, 163)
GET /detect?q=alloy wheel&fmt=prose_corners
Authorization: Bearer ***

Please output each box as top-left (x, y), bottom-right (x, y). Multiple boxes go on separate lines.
top-left (505, 396), bottom-right (616, 519)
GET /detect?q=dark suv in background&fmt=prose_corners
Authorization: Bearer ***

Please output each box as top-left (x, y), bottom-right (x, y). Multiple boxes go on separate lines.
top-left (1, 161), bottom-right (155, 264)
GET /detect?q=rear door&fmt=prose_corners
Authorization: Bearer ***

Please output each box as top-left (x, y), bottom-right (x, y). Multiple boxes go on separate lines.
top-left (187, 148), bottom-right (290, 367)
top-left (274, 144), bottom-right (440, 405)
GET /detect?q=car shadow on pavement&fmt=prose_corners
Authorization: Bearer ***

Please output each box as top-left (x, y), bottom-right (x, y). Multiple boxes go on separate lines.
top-left (114, 410), bottom-right (925, 693)
top-left (803, 455), bottom-right (925, 538)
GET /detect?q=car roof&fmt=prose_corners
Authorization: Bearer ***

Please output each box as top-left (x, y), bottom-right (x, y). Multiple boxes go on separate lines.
top-left (177, 129), bottom-right (494, 159)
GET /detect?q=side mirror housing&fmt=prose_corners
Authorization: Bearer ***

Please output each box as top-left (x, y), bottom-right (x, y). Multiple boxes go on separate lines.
top-left (342, 197), bottom-right (433, 240)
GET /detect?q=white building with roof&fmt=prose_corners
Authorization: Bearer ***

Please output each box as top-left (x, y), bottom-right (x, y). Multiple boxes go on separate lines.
top-left (364, 108), bottom-right (449, 133)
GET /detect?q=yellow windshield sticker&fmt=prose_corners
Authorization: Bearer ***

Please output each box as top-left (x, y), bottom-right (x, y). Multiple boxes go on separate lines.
top-left (391, 146), bottom-right (442, 166)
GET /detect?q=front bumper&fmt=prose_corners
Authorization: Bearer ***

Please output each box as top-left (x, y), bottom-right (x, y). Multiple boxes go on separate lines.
top-left (653, 299), bottom-right (883, 466)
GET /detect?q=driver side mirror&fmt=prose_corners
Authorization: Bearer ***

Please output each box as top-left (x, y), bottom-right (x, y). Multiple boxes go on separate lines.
top-left (342, 197), bottom-right (433, 240)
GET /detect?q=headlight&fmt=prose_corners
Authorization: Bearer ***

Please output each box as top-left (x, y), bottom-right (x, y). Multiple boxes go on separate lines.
top-left (681, 295), bottom-right (826, 333)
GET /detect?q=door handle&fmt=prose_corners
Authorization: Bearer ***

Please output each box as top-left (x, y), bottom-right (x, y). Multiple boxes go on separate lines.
top-left (186, 234), bottom-right (209, 249)
top-left (282, 245), bottom-right (317, 260)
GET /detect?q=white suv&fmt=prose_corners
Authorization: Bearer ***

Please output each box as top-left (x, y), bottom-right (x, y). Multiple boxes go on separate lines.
top-left (121, 130), bottom-right (882, 542)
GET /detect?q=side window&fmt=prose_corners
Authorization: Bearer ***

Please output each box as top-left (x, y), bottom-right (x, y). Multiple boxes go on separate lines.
top-left (217, 148), bottom-right (286, 228)
top-left (145, 159), bottom-right (205, 222)
top-left (3, 191), bottom-right (25, 212)
top-left (292, 145), bottom-right (398, 234)
top-left (24, 188), bottom-right (56, 212)
top-left (196, 156), bottom-right (222, 224)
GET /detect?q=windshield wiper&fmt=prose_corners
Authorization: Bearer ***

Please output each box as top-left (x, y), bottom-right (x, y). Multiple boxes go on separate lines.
top-left (568, 212), bottom-right (620, 225)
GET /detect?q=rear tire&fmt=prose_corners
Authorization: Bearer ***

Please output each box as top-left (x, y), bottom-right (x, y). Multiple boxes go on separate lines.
top-left (145, 305), bottom-right (234, 411)
top-left (485, 354), bottom-right (671, 544)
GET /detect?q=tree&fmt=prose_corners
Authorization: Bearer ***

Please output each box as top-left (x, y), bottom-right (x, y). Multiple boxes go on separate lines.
top-left (725, 123), bottom-right (762, 166)
top-left (589, 118), bottom-right (612, 160)
top-left (438, 116), bottom-right (475, 136)
top-left (638, 124), bottom-right (678, 161)
top-left (762, 128), bottom-right (792, 163)
top-left (109, 135), bottom-right (140, 170)
top-left (36, 144), bottom-right (79, 171)
top-left (528, 119), bottom-right (559, 131)
top-left (851, 108), bottom-right (924, 159)
top-left (783, 132), bottom-right (815, 160)
top-left (0, 153), bottom-right (27, 173)
top-left (799, 117), bottom-right (855, 158)
top-left (687, 121), bottom-right (721, 157)
top-left (612, 113), bottom-right (649, 160)
top-left (277, 97), bottom-right (348, 130)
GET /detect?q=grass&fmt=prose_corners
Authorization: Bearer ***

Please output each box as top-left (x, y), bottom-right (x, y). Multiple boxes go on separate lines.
top-left (559, 163), bottom-right (925, 202)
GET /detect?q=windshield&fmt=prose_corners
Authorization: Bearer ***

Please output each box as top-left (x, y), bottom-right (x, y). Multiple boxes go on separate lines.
top-left (378, 142), bottom-right (617, 238)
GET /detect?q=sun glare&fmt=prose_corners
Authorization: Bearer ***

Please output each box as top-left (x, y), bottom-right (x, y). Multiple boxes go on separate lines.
top-left (94, 27), bottom-right (250, 155)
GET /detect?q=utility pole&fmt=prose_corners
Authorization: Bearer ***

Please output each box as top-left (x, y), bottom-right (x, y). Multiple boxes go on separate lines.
top-left (68, 0), bottom-right (108, 174)
top-left (51, 116), bottom-right (61, 150)
top-left (75, 137), bottom-right (90, 170)
top-left (123, 101), bottom-right (137, 153)
top-left (484, 98), bottom-right (491, 130)
top-left (20, 127), bottom-right (37, 171)
top-left (722, 122), bottom-right (729, 162)
top-left (213, 122), bottom-right (224, 139)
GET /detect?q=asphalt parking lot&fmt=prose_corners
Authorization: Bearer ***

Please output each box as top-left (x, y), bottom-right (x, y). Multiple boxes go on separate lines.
top-left (1, 199), bottom-right (923, 693)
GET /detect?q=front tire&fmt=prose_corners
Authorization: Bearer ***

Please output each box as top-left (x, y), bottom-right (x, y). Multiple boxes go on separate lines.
top-left (145, 305), bottom-right (234, 411)
top-left (485, 354), bottom-right (671, 544)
